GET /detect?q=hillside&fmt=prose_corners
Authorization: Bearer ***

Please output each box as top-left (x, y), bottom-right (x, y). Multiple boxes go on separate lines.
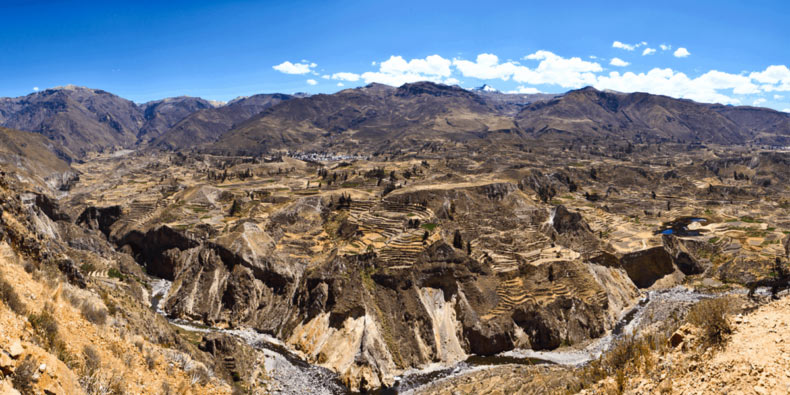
top-left (207, 82), bottom-right (517, 155)
top-left (0, 86), bottom-right (143, 157)
top-left (0, 126), bottom-right (74, 190)
top-left (204, 83), bottom-right (790, 156)
top-left (151, 93), bottom-right (294, 150)
top-left (138, 96), bottom-right (216, 142)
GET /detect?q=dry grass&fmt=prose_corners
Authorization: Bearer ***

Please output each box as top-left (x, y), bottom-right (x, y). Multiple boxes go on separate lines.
top-left (0, 273), bottom-right (26, 315)
top-left (686, 297), bottom-right (732, 347)
top-left (80, 301), bottom-right (108, 325)
top-left (12, 355), bottom-right (38, 395)
top-left (28, 304), bottom-right (74, 366)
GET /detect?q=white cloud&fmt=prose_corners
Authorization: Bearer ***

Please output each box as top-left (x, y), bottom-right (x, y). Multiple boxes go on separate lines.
top-left (361, 55), bottom-right (452, 86)
top-left (306, 79), bottom-right (317, 85)
top-left (589, 55), bottom-right (598, 59)
top-left (593, 68), bottom-right (760, 105)
top-left (642, 48), bottom-right (656, 56)
top-left (453, 53), bottom-right (521, 80)
top-left (660, 44), bottom-right (671, 51)
top-left (321, 74), bottom-right (330, 79)
top-left (753, 98), bottom-right (767, 106)
top-left (273, 61), bottom-right (315, 75)
top-left (508, 86), bottom-right (542, 94)
top-left (371, 61), bottom-right (377, 66)
top-left (331, 72), bottom-right (361, 82)
top-left (33, 87), bottom-right (39, 92)
top-left (612, 41), bottom-right (644, 51)
top-left (444, 77), bottom-right (460, 85)
top-left (784, 108), bottom-right (790, 113)
top-left (673, 48), bottom-right (691, 58)
top-left (774, 95), bottom-right (784, 100)
top-left (337, 82), bottom-right (344, 87)
top-left (750, 65), bottom-right (790, 91)
top-left (610, 57), bottom-right (630, 67)
top-left (515, 50), bottom-right (602, 88)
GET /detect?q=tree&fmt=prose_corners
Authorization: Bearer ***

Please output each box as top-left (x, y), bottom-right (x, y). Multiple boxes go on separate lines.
top-left (453, 230), bottom-right (463, 249)
top-left (229, 199), bottom-right (242, 216)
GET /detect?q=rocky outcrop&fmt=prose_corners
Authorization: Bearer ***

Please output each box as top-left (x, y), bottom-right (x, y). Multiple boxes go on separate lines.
top-left (545, 205), bottom-right (601, 255)
top-left (620, 247), bottom-right (676, 288)
top-left (76, 205), bottom-right (122, 238)
top-left (662, 234), bottom-right (706, 275)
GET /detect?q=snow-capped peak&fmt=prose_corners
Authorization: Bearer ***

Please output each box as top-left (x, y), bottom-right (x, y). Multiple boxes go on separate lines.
top-left (475, 84), bottom-right (499, 93)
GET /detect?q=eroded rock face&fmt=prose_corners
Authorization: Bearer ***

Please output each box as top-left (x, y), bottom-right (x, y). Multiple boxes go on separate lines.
top-left (662, 234), bottom-right (706, 275)
top-left (76, 205), bottom-right (122, 238)
top-left (112, 185), bottom-right (641, 391)
top-left (620, 247), bottom-right (675, 288)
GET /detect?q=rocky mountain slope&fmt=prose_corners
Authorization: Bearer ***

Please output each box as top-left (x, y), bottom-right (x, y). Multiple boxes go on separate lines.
top-left (206, 83), bottom-right (790, 156)
top-left (0, 86), bottom-right (144, 157)
top-left (3, 82), bottom-right (789, 158)
top-left (137, 96), bottom-right (216, 142)
top-left (515, 87), bottom-right (790, 146)
top-left (0, 126), bottom-right (75, 191)
top-left (207, 82), bottom-right (517, 155)
top-left (151, 93), bottom-right (294, 150)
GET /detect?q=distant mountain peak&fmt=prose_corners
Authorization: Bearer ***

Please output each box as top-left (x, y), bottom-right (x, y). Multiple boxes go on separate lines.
top-left (475, 84), bottom-right (499, 93)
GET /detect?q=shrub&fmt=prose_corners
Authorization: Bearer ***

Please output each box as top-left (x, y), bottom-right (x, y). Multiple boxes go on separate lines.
top-left (686, 297), bottom-right (732, 346)
top-left (107, 268), bottom-right (124, 281)
top-left (83, 345), bottom-right (101, 374)
top-left (29, 306), bottom-right (74, 366)
top-left (80, 301), bottom-right (108, 325)
top-left (12, 355), bottom-right (37, 394)
top-left (0, 275), bottom-right (26, 315)
top-left (145, 352), bottom-right (156, 370)
top-left (29, 308), bottom-right (59, 348)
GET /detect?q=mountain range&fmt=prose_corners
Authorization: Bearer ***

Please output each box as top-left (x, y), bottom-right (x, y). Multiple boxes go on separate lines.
top-left (1, 82), bottom-right (788, 159)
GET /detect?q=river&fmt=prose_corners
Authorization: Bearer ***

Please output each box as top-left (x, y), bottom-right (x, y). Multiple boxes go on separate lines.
top-left (148, 278), bottom-right (716, 394)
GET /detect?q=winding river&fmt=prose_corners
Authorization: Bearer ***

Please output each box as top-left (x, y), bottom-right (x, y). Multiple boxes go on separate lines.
top-left (149, 278), bottom-right (715, 394)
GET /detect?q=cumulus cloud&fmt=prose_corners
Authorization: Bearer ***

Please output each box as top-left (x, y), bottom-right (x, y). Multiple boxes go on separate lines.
top-left (753, 98), bottom-right (767, 106)
top-left (642, 48), bottom-right (656, 56)
top-left (444, 77), bottom-right (460, 85)
top-left (515, 50), bottom-right (602, 88)
top-left (361, 55), bottom-right (452, 86)
top-left (775, 95), bottom-right (784, 99)
top-left (337, 82), bottom-right (344, 87)
top-left (331, 72), bottom-right (361, 82)
top-left (453, 53), bottom-right (521, 80)
top-left (273, 61), bottom-right (315, 75)
top-left (784, 108), bottom-right (790, 113)
top-left (612, 41), bottom-right (644, 51)
top-left (33, 87), bottom-right (39, 92)
top-left (306, 79), bottom-right (317, 85)
top-left (750, 65), bottom-right (790, 91)
top-left (660, 44), bottom-right (671, 51)
top-left (673, 48), bottom-right (691, 58)
top-left (593, 68), bottom-right (760, 104)
top-left (610, 57), bottom-right (630, 67)
top-left (508, 86), bottom-right (542, 94)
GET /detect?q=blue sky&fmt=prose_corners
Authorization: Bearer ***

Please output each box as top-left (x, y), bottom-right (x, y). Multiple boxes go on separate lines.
top-left (1, 1), bottom-right (789, 111)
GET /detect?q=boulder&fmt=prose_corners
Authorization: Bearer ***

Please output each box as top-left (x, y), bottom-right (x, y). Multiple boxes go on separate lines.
top-left (8, 340), bottom-right (23, 358)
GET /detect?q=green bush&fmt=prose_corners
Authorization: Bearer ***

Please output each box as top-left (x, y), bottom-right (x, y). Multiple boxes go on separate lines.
top-left (107, 268), bottom-right (124, 281)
